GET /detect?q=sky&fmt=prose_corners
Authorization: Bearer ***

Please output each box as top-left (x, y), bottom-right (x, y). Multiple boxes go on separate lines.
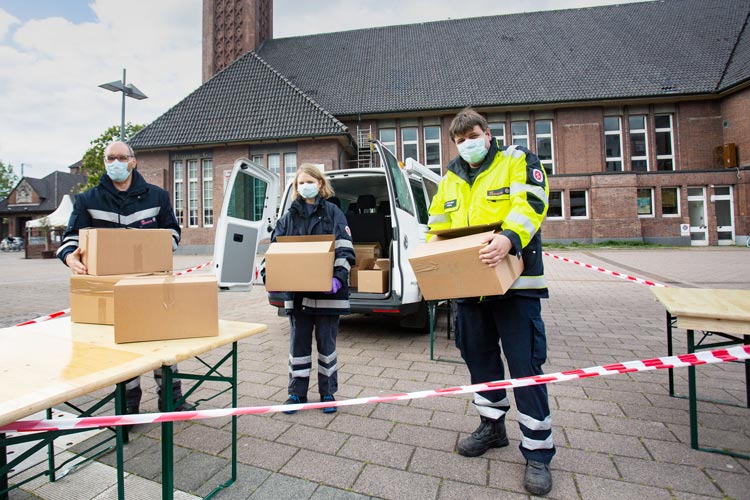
top-left (0, 0), bottom-right (646, 180)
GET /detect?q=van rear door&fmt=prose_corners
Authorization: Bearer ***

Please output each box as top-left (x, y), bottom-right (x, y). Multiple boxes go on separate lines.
top-left (213, 158), bottom-right (279, 289)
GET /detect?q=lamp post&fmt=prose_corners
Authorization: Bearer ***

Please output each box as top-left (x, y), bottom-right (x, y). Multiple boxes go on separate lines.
top-left (98, 68), bottom-right (148, 141)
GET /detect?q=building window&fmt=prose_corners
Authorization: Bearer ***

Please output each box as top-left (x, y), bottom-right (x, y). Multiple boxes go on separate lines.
top-left (401, 127), bottom-right (419, 161)
top-left (511, 121), bottom-right (529, 148)
top-left (547, 191), bottom-right (563, 219)
top-left (187, 160), bottom-right (199, 227)
top-left (267, 154), bottom-right (280, 175)
top-left (655, 114), bottom-right (674, 171)
top-left (535, 120), bottom-right (554, 175)
top-left (570, 190), bottom-right (588, 218)
top-left (489, 122), bottom-right (506, 147)
top-left (604, 116), bottom-right (623, 172)
top-left (629, 115), bottom-right (648, 171)
top-left (251, 155), bottom-right (264, 167)
top-left (380, 129), bottom-right (396, 155)
top-left (661, 187), bottom-right (679, 216)
top-left (202, 159), bottom-right (213, 227)
top-left (284, 153), bottom-right (297, 185)
top-left (637, 188), bottom-right (654, 217)
top-left (173, 161), bottom-right (184, 226)
top-left (424, 126), bottom-right (441, 171)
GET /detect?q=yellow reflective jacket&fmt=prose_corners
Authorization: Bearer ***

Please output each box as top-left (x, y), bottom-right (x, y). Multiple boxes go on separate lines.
top-left (427, 139), bottom-right (549, 298)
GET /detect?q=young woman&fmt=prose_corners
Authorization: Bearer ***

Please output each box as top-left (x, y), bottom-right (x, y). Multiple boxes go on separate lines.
top-left (263, 164), bottom-right (355, 413)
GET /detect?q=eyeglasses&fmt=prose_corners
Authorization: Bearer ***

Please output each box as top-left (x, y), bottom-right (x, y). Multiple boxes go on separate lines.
top-left (105, 155), bottom-right (132, 162)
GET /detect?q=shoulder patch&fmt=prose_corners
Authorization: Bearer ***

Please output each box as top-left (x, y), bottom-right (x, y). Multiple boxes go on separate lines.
top-left (345, 226), bottom-right (351, 237)
top-left (533, 168), bottom-right (544, 183)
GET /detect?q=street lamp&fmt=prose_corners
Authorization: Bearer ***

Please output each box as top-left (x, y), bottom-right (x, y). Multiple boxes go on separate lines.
top-left (98, 68), bottom-right (148, 141)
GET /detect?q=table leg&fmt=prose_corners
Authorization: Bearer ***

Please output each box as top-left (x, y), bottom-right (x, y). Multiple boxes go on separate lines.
top-left (115, 382), bottom-right (126, 500)
top-left (687, 329), bottom-right (699, 450)
top-left (231, 342), bottom-right (238, 483)
top-left (429, 301), bottom-right (435, 361)
top-left (745, 335), bottom-right (750, 409)
top-left (666, 311), bottom-right (675, 397)
top-left (162, 365), bottom-right (174, 500)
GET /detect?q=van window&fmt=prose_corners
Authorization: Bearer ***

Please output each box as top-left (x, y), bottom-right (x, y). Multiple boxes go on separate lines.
top-left (410, 179), bottom-right (429, 224)
top-left (382, 147), bottom-right (415, 215)
top-left (227, 172), bottom-right (267, 222)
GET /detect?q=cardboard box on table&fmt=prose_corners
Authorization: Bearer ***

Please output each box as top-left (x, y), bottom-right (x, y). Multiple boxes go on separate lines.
top-left (357, 258), bottom-right (390, 293)
top-left (265, 235), bottom-right (335, 292)
top-left (70, 273), bottom-right (165, 325)
top-left (408, 224), bottom-right (524, 300)
top-left (79, 228), bottom-right (173, 276)
top-left (114, 274), bottom-right (219, 343)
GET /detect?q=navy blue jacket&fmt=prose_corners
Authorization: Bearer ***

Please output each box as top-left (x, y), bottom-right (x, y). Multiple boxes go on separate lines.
top-left (57, 169), bottom-right (181, 264)
top-left (261, 196), bottom-right (355, 315)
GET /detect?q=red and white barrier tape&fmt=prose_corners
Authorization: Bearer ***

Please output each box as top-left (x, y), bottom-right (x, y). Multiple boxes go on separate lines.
top-left (15, 309), bottom-right (70, 327)
top-left (543, 252), bottom-right (667, 287)
top-left (174, 260), bottom-right (213, 276)
top-left (3, 345), bottom-right (747, 433)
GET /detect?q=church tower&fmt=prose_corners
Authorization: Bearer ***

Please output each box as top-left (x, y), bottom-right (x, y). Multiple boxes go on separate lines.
top-left (202, 0), bottom-right (273, 82)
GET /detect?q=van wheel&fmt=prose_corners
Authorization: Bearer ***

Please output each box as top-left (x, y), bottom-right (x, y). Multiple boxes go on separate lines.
top-left (399, 300), bottom-right (430, 333)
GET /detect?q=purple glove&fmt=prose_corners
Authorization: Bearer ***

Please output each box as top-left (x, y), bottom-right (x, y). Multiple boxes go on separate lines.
top-left (325, 277), bottom-right (342, 294)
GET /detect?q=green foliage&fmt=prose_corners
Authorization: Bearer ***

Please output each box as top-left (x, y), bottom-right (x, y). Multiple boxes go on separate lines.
top-left (0, 159), bottom-right (19, 199)
top-left (77, 123), bottom-right (145, 192)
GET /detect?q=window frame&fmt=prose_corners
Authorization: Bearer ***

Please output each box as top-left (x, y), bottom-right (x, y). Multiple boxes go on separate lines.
top-left (637, 187), bottom-right (655, 218)
top-left (401, 127), bottom-right (419, 162)
top-left (629, 115), bottom-right (649, 171)
top-left (511, 121), bottom-right (529, 148)
top-left (547, 190), bottom-right (564, 220)
top-left (187, 159), bottom-right (199, 228)
top-left (535, 119), bottom-right (554, 175)
top-left (569, 190), bottom-right (589, 219)
top-left (379, 128), bottom-right (397, 155)
top-left (654, 114), bottom-right (675, 171)
top-left (660, 186), bottom-right (680, 217)
top-left (202, 159), bottom-right (213, 227)
top-left (423, 125), bottom-right (442, 172)
top-left (173, 160), bottom-right (184, 227)
top-left (489, 122), bottom-right (506, 148)
top-left (604, 116), bottom-right (623, 172)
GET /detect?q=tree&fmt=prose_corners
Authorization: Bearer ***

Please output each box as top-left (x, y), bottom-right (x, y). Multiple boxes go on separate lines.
top-left (0, 160), bottom-right (19, 199)
top-left (78, 123), bottom-right (145, 192)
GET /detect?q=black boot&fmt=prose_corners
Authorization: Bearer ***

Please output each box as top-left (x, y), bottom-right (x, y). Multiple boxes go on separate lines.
top-left (524, 460), bottom-right (553, 496)
top-left (457, 416), bottom-right (509, 457)
top-left (158, 390), bottom-right (196, 412)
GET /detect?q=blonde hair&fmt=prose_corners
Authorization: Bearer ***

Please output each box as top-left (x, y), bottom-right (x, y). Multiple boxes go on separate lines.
top-left (291, 163), bottom-right (335, 199)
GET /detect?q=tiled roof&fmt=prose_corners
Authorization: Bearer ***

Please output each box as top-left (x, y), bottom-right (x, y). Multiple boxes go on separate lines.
top-left (0, 171), bottom-right (85, 212)
top-left (257, 0), bottom-right (749, 115)
top-left (129, 51), bottom-right (349, 149)
top-left (131, 0), bottom-right (749, 149)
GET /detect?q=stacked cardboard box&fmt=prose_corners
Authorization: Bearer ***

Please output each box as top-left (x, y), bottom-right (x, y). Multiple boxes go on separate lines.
top-left (264, 235), bottom-right (335, 292)
top-left (69, 228), bottom-right (218, 343)
top-left (357, 258), bottom-right (390, 293)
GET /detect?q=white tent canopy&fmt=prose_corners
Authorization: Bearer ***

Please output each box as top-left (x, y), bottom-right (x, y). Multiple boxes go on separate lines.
top-left (26, 195), bottom-right (74, 229)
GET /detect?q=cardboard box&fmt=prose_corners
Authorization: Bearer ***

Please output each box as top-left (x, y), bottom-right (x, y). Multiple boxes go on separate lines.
top-left (353, 243), bottom-right (382, 267)
top-left (350, 265), bottom-right (359, 288)
top-left (80, 228), bottom-right (173, 276)
top-left (114, 275), bottom-right (218, 343)
top-left (265, 235), bottom-right (334, 292)
top-left (357, 258), bottom-right (390, 293)
top-left (70, 273), bottom-right (169, 325)
top-left (408, 228), bottom-right (524, 300)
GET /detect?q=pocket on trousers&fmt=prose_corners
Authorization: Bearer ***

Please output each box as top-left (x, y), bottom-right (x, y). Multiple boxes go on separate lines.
top-left (530, 318), bottom-right (547, 365)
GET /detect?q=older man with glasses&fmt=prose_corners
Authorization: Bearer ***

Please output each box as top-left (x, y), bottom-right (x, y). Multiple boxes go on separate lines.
top-left (58, 140), bottom-right (194, 418)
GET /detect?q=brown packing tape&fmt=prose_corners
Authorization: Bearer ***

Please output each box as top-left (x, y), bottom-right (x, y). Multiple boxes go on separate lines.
top-left (162, 276), bottom-right (176, 310)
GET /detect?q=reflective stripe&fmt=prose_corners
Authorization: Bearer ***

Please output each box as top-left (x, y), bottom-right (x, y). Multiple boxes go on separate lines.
top-left (171, 228), bottom-right (180, 243)
top-left (284, 300), bottom-right (294, 309)
top-left (503, 145), bottom-right (524, 159)
top-left (318, 363), bottom-right (339, 377)
top-left (300, 298), bottom-right (350, 309)
top-left (505, 211), bottom-right (537, 237)
top-left (318, 351), bottom-right (337, 364)
top-left (334, 258), bottom-right (351, 271)
top-left (510, 276), bottom-right (548, 289)
top-left (428, 213), bottom-right (448, 225)
top-left (521, 434), bottom-right (554, 451)
top-left (125, 377), bottom-right (141, 390)
top-left (473, 393), bottom-right (509, 420)
top-left (56, 240), bottom-right (78, 255)
top-left (290, 368), bottom-right (311, 378)
top-left (335, 239), bottom-right (353, 249)
top-left (510, 183), bottom-right (548, 205)
top-left (88, 209), bottom-right (119, 223)
top-left (518, 412), bottom-right (552, 431)
top-left (120, 207), bottom-right (161, 226)
top-left (289, 354), bottom-right (312, 365)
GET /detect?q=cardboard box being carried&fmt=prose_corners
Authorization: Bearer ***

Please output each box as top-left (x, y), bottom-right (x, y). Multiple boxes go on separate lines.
top-left (114, 274), bottom-right (218, 343)
top-left (265, 235), bottom-right (334, 292)
top-left (357, 258), bottom-right (390, 293)
top-left (408, 225), bottom-right (524, 300)
top-left (80, 228), bottom-right (173, 276)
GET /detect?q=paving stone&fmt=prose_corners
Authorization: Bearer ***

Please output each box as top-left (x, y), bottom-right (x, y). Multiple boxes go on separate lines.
top-left (575, 474), bottom-right (674, 500)
top-left (196, 462), bottom-right (270, 499)
top-left (309, 485), bottom-right (371, 500)
top-left (337, 435), bottom-right (414, 469)
top-left (173, 450), bottom-right (228, 493)
top-left (408, 447), bottom-right (487, 485)
top-left (276, 424), bottom-right (348, 454)
top-left (437, 480), bottom-right (528, 500)
top-left (614, 455), bottom-right (721, 496)
top-left (247, 472), bottom-right (318, 500)
top-left (594, 414), bottom-right (676, 440)
top-left (565, 428), bottom-right (650, 459)
top-left (370, 403), bottom-right (433, 426)
top-left (388, 423), bottom-right (458, 452)
top-left (227, 436), bottom-right (298, 471)
top-left (280, 449), bottom-right (363, 490)
top-left (235, 413), bottom-right (291, 440)
top-left (329, 413), bottom-right (393, 440)
top-left (704, 467), bottom-right (750, 500)
top-left (173, 423), bottom-right (233, 455)
top-left (352, 464), bottom-right (440, 500)
top-left (551, 447), bottom-right (619, 478)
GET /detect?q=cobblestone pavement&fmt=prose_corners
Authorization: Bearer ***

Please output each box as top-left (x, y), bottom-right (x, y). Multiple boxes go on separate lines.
top-left (1, 247), bottom-right (749, 499)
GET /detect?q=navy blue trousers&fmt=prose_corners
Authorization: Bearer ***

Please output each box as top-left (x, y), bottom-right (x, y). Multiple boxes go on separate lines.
top-left (455, 296), bottom-right (555, 463)
top-left (288, 311), bottom-right (339, 397)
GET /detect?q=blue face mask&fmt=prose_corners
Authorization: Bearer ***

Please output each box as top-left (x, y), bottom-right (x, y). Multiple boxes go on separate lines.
top-left (298, 183), bottom-right (319, 199)
top-left (105, 160), bottom-right (131, 182)
top-left (457, 136), bottom-right (488, 165)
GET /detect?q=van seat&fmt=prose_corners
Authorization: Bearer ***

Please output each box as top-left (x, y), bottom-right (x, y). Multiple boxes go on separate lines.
top-left (347, 194), bottom-right (391, 257)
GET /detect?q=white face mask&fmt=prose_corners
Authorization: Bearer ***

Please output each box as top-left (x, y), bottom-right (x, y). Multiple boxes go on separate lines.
top-left (105, 160), bottom-right (131, 182)
top-left (298, 182), bottom-right (319, 199)
top-left (457, 136), bottom-right (488, 164)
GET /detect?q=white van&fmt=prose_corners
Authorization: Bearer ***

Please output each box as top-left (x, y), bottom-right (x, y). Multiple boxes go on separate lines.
top-left (213, 140), bottom-right (442, 329)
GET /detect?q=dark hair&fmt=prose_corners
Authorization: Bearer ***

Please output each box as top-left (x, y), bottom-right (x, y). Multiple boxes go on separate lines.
top-left (449, 108), bottom-right (489, 141)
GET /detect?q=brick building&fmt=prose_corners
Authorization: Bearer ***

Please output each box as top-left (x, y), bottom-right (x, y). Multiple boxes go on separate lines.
top-left (128, 0), bottom-right (750, 251)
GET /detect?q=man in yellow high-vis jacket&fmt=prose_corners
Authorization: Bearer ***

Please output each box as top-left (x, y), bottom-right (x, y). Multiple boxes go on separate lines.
top-left (428, 109), bottom-right (554, 496)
